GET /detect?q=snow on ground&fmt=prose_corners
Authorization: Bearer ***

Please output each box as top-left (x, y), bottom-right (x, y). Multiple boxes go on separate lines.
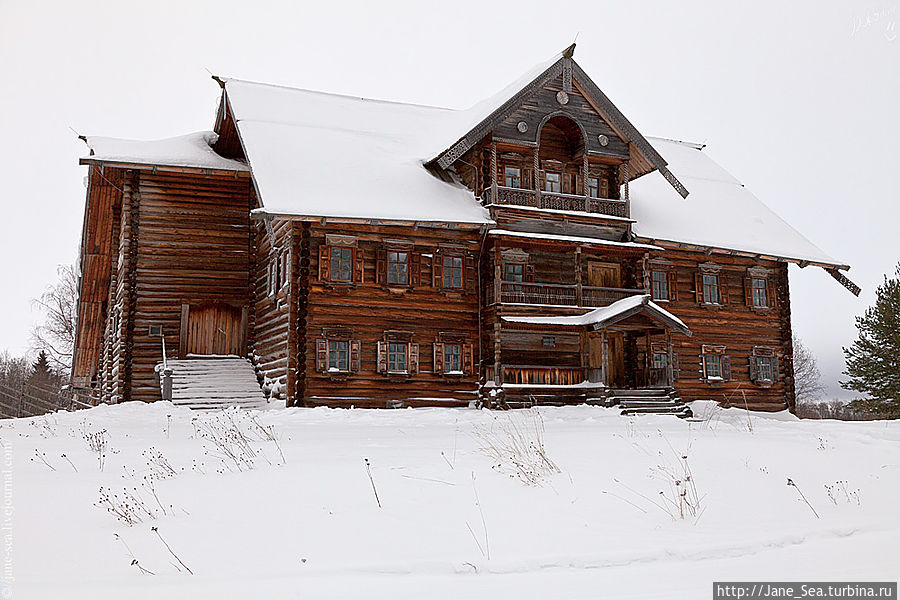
top-left (6, 402), bottom-right (899, 599)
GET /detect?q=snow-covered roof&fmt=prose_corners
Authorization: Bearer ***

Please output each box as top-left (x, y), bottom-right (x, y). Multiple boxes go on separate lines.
top-left (82, 131), bottom-right (249, 172)
top-left (631, 137), bottom-right (847, 269)
top-left (488, 229), bottom-right (661, 251)
top-left (503, 294), bottom-right (691, 335)
top-left (223, 79), bottom-right (492, 224)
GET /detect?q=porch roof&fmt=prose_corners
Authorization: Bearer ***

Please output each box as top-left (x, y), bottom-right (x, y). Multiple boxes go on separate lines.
top-left (502, 294), bottom-right (691, 336)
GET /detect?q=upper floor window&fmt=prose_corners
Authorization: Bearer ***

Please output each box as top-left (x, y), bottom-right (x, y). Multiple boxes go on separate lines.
top-left (330, 247), bottom-right (353, 282)
top-left (504, 167), bottom-right (521, 188)
top-left (503, 263), bottom-right (524, 283)
top-left (651, 271), bottom-right (669, 301)
top-left (751, 277), bottom-right (769, 308)
top-left (702, 274), bottom-right (719, 305)
top-left (544, 172), bottom-right (561, 193)
top-left (388, 251), bottom-right (408, 286)
top-left (587, 176), bottom-right (599, 198)
top-left (443, 255), bottom-right (463, 289)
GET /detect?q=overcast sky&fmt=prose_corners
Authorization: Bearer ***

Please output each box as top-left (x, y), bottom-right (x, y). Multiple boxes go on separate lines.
top-left (0, 0), bottom-right (897, 399)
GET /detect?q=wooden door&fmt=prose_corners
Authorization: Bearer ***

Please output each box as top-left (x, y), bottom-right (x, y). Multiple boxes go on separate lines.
top-left (181, 302), bottom-right (245, 357)
top-left (588, 262), bottom-right (621, 288)
top-left (587, 332), bottom-right (625, 387)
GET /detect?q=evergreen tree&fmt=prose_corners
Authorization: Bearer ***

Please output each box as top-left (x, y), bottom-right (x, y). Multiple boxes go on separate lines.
top-left (841, 263), bottom-right (900, 418)
top-left (30, 350), bottom-right (53, 379)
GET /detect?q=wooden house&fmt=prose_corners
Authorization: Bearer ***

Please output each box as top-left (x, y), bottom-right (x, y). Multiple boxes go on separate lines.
top-left (71, 44), bottom-right (857, 413)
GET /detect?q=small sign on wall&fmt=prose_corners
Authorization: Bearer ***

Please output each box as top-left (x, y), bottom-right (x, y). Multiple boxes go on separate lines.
top-left (542, 336), bottom-right (556, 348)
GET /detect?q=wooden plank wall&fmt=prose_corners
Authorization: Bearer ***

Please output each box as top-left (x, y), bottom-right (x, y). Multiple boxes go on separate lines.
top-left (123, 170), bottom-right (252, 402)
top-left (648, 249), bottom-right (795, 410)
top-left (299, 222), bottom-right (482, 407)
top-left (249, 218), bottom-right (293, 400)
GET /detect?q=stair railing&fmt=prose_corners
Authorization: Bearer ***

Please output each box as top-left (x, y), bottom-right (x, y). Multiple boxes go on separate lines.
top-left (160, 334), bottom-right (173, 402)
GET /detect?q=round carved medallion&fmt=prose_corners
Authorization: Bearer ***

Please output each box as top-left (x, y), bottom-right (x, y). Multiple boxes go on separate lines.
top-left (556, 91), bottom-right (569, 105)
top-left (516, 121), bottom-right (528, 133)
top-left (598, 134), bottom-right (609, 146)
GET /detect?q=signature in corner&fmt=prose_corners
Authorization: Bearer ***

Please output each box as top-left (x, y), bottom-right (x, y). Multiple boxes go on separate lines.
top-left (849, 6), bottom-right (898, 41)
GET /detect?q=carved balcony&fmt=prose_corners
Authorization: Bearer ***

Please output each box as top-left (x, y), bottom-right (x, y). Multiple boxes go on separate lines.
top-left (489, 281), bottom-right (645, 308)
top-left (484, 186), bottom-right (628, 218)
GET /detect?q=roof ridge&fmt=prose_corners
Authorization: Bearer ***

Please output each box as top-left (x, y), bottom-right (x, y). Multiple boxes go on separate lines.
top-left (647, 136), bottom-right (706, 150)
top-left (218, 75), bottom-right (454, 113)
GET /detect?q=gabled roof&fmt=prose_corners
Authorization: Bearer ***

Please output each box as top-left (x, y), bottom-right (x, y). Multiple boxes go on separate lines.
top-left (630, 137), bottom-right (849, 270)
top-left (503, 294), bottom-right (691, 336)
top-left (220, 79), bottom-right (492, 224)
top-left (80, 131), bottom-right (249, 172)
top-left (429, 44), bottom-right (688, 198)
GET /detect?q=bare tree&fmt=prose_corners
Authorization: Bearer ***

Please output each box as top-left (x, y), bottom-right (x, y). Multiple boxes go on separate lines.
top-left (31, 264), bottom-right (78, 372)
top-left (793, 334), bottom-right (826, 405)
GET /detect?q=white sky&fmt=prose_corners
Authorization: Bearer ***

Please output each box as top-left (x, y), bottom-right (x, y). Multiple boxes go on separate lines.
top-left (0, 0), bottom-right (897, 399)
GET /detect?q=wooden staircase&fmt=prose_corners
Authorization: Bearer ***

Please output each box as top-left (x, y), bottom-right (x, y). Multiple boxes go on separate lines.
top-left (160, 357), bottom-right (268, 410)
top-left (610, 388), bottom-right (692, 418)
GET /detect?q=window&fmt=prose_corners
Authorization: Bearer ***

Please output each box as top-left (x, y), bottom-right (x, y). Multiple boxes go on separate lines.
top-left (702, 274), bottom-right (719, 305)
top-left (587, 176), bottom-right (599, 198)
top-left (544, 172), bottom-right (561, 193)
top-left (315, 336), bottom-right (360, 374)
top-left (503, 263), bottom-right (524, 282)
top-left (443, 255), bottom-right (463, 289)
top-left (327, 340), bottom-right (349, 372)
top-left (504, 167), bottom-right (521, 188)
top-left (701, 345), bottom-right (731, 382)
top-left (388, 342), bottom-right (408, 373)
top-left (280, 251), bottom-right (289, 289)
top-left (651, 271), bottom-right (669, 301)
top-left (751, 277), bottom-right (768, 308)
top-left (443, 343), bottom-right (462, 373)
top-left (330, 247), bottom-right (353, 282)
top-left (387, 251), bottom-right (408, 286)
top-left (651, 352), bottom-right (667, 370)
top-left (750, 347), bottom-right (777, 384)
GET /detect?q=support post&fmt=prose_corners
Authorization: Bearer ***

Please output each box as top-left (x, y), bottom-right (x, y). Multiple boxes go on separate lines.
top-left (645, 331), bottom-right (651, 388)
top-left (490, 140), bottom-right (498, 202)
top-left (601, 330), bottom-right (609, 388)
top-left (575, 246), bottom-right (583, 307)
top-left (665, 330), bottom-right (674, 387)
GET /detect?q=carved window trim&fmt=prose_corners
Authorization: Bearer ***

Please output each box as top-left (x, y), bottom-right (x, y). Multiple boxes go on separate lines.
top-left (749, 346), bottom-right (778, 386)
top-left (700, 344), bottom-right (731, 384)
top-left (433, 332), bottom-right (474, 377)
top-left (315, 329), bottom-right (360, 378)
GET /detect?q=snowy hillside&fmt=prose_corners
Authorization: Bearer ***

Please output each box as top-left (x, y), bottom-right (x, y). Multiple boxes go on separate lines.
top-left (9, 403), bottom-right (899, 599)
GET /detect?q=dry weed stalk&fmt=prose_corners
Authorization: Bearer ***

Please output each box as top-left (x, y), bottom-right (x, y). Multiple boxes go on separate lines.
top-left (473, 408), bottom-right (560, 486)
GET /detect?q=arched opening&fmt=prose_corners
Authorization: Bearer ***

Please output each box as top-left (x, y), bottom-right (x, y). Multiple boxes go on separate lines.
top-left (538, 115), bottom-right (584, 164)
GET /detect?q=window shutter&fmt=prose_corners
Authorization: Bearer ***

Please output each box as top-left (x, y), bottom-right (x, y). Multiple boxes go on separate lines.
top-left (524, 168), bottom-right (533, 189)
top-left (376, 341), bottom-right (387, 374)
top-left (315, 338), bottom-right (327, 372)
top-left (409, 343), bottom-right (419, 375)
top-left (719, 274), bottom-right (729, 305)
top-left (672, 353), bottom-right (680, 379)
top-left (432, 251), bottom-right (443, 288)
top-left (749, 356), bottom-right (758, 383)
top-left (410, 253), bottom-right (421, 287)
top-left (376, 248), bottom-right (387, 285)
top-left (353, 248), bottom-right (364, 283)
top-left (694, 272), bottom-right (703, 303)
top-left (667, 271), bottom-right (678, 301)
top-left (539, 169), bottom-right (546, 189)
top-left (464, 254), bottom-right (476, 292)
top-left (722, 356), bottom-right (732, 382)
top-left (318, 245), bottom-right (330, 282)
top-left (350, 340), bottom-right (361, 373)
top-left (525, 264), bottom-right (535, 283)
top-left (576, 174), bottom-right (583, 196)
top-left (433, 342), bottom-right (444, 374)
top-left (462, 343), bottom-right (474, 376)
top-left (698, 354), bottom-right (705, 379)
top-left (767, 279), bottom-right (778, 308)
top-left (744, 277), bottom-right (753, 307)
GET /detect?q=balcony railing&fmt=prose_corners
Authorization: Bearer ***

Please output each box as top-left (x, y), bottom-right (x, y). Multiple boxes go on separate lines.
top-left (494, 281), bottom-right (645, 307)
top-left (484, 186), bottom-right (628, 218)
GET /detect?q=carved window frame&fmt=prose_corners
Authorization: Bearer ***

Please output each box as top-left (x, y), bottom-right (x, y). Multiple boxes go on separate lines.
top-left (701, 344), bottom-right (731, 384)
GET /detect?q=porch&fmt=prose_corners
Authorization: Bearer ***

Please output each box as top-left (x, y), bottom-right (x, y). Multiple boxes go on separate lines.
top-left (488, 295), bottom-right (692, 414)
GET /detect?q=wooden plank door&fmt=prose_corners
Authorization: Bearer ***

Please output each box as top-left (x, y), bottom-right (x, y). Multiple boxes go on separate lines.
top-left (587, 262), bottom-right (621, 288)
top-left (182, 302), bottom-right (244, 357)
top-left (587, 332), bottom-right (625, 386)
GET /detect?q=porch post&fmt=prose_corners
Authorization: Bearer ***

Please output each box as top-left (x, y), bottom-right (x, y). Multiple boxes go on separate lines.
top-left (490, 141), bottom-right (498, 201)
top-left (601, 329), bottom-right (609, 387)
top-left (575, 245), bottom-right (583, 307)
top-left (665, 329), bottom-right (674, 387)
top-left (645, 332), bottom-right (651, 388)
top-left (533, 145), bottom-right (541, 206)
